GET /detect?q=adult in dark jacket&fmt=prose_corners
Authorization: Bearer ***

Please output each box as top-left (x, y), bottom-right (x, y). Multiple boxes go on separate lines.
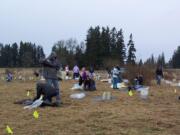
top-left (34, 81), bottom-right (58, 105)
top-left (40, 52), bottom-right (61, 106)
top-left (156, 66), bottom-right (164, 85)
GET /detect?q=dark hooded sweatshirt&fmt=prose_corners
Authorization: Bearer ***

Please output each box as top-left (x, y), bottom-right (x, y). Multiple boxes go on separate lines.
top-left (40, 58), bottom-right (60, 80)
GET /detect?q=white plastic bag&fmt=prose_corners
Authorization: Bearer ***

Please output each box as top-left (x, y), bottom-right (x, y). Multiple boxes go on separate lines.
top-left (75, 77), bottom-right (79, 80)
top-left (71, 83), bottom-right (83, 90)
top-left (139, 87), bottom-right (149, 99)
top-left (111, 83), bottom-right (126, 89)
top-left (102, 92), bottom-right (111, 100)
top-left (70, 93), bottom-right (86, 99)
top-left (123, 79), bottom-right (129, 83)
top-left (24, 95), bottom-right (43, 109)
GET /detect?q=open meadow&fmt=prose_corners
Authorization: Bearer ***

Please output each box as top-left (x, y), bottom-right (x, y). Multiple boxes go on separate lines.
top-left (0, 69), bottom-right (180, 135)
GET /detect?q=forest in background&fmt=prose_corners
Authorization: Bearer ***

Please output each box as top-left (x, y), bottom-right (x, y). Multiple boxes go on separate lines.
top-left (0, 26), bottom-right (179, 69)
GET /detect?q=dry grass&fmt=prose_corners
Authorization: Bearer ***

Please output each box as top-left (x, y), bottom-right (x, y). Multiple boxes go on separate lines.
top-left (124, 65), bottom-right (155, 85)
top-left (164, 69), bottom-right (180, 80)
top-left (0, 71), bottom-right (180, 135)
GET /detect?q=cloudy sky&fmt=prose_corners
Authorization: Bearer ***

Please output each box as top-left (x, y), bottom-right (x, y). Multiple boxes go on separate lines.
top-left (0, 0), bottom-right (180, 61)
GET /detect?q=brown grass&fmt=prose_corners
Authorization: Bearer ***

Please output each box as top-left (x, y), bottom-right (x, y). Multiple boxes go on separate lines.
top-left (124, 65), bottom-right (155, 85)
top-left (0, 70), bottom-right (180, 135)
top-left (164, 69), bottom-right (180, 80)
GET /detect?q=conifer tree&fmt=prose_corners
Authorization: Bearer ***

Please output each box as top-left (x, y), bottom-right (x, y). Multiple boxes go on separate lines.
top-left (127, 34), bottom-right (136, 65)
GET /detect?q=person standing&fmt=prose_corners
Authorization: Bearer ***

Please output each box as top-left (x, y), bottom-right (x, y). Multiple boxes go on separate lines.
top-left (79, 67), bottom-right (87, 86)
top-left (65, 65), bottom-right (70, 79)
top-left (73, 65), bottom-right (80, 79)
top-left (156, 66), bottom-right (164, 85)
top-left (111, 66), bottom-right (120, 89)
top-left (89, 66), bottom-right (95, 78)
top-left (40, 52), bottom-right (61, 106)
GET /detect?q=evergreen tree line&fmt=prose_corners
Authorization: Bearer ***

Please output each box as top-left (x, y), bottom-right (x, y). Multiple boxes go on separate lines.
top-left (144, 45), bottom-right (180, 69)
top-left (143, 53), bottom-right (166, 68)
top-left (53, 26), bottom-right (136, 68)
top-left (0, 42), bottom-right (45, 67)
top-left (0, 26), bottom-right (179, 69)
top-left (169, 46), bottom-right (180, 68)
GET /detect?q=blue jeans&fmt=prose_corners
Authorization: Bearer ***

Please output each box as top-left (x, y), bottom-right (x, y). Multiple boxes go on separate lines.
top-left (113, 77), bottom-right (118, 89)
top-left (46, 79), bottom-right (61, 102)
top-left (156, 75), bottom-right (162, 85)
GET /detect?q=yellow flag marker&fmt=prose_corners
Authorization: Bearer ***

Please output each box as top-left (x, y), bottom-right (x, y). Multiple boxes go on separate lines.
top-left (6, 125), bottom-right (13, 134)
top-left (128, 90), bottom-right (133, 97)
top-left (27, 91), bottom-right (30, 97)
top-left (33, 110), bottom-right (39, 119)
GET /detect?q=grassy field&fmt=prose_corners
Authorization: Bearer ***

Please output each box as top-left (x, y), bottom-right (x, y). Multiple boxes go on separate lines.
top-left (0, 70), bottom-right (180, 135)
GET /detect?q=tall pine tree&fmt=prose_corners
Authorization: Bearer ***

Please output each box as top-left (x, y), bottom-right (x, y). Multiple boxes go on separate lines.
top-left (127, 34), bottom-right (136, 65)
top-left (116, 29), bottom-right (126, 65)
top-left (85, 26), bottom-right (101, 68)
top-left (110, 27), bottom-right (117, 58)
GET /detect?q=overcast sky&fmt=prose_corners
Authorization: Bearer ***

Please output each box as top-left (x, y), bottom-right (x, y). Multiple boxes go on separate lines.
top-left (0, 0), bottom-right (180, 61)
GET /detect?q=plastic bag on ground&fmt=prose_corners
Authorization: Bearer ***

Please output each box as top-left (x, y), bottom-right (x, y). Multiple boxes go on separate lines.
top-left (70, 93), bottom-right (86, 99)
top-left (24, 95), bottom-right (43, 109)
top-left (135, 85), bottom-right (144, 91)
top-left (100, 79), bottom-right (110, 82)
top-left (75, 77), bottom-right (79, 80)
top-left (123, 79), bottom-right (129, 83)
top-left (139, 87), bottom-right (149, 99)
top-left (71, 83), bottom-right (83, 90)
top-left (93, 92), bottom-right (116, 102)
top-left (111, 83), bottom-right (127, 89)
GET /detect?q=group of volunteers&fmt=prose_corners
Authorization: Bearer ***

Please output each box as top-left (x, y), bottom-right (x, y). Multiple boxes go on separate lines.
top-left (110, 65), bottom-right (164, 89)
top-left (109, 66), bottom-right (144, 90)
top-left (64, 64), bottom-right (96, 90)
top-left (33, 52), bottom-right (97, 107)
top-left (12, 51), bottom-right (165, 107)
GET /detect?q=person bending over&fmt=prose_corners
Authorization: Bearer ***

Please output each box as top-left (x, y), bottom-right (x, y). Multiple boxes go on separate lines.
top-left (34, 81), bottom-right (58, 106)
top-left (40, 52), bottom-right (61, 106)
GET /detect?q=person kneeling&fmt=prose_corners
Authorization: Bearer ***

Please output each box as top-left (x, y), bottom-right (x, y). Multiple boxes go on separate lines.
top-left (34, 81), bottom-right (59, 107)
